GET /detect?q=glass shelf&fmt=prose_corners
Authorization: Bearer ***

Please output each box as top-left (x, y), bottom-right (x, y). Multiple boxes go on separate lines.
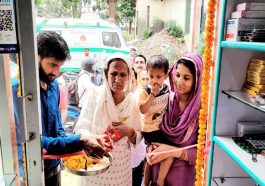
top-left (213, 136), bottom-right (265, 186)
top-left (221, 41), bottom-right (265, 52)
top-left (222, 90), bottom-right (265, 113)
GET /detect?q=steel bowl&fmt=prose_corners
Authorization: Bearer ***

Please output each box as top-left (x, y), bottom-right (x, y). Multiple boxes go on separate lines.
top-left (63, 153), bottom-right (112, 176)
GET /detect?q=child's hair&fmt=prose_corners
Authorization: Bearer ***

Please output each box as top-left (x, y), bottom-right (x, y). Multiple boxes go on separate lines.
top-left (146, 55), bottom-right (169, 74)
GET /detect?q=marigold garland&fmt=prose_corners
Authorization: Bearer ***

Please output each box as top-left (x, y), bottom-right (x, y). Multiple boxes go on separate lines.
top-left (195, 0), bottom-right (217, 185)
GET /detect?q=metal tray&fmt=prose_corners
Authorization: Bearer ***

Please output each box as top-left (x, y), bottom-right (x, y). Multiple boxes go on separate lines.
top-left (63, 153), bottom-right (112, 176)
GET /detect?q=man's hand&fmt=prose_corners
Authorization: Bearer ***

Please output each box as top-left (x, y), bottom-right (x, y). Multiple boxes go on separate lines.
top-left (80, 133), bottom-right (113, 159)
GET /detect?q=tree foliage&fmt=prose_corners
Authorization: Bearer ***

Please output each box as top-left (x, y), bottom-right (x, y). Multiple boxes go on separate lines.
top-left (117, 0), bottom-right (135, 23)
top-left (36, 0), bottom-right (82, 18)
top-left (36, 0), bottom-right (136, 21)
top-left (117, 0), bottom-right (135, 33)
top-left (95, 0), bottom-right (135, 21)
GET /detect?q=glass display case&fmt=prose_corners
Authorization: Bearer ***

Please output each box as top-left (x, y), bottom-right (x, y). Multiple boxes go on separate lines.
top-left (207, 0), bottom-right (265, 185)
top-left (0, 0), bottom-right (43, 185)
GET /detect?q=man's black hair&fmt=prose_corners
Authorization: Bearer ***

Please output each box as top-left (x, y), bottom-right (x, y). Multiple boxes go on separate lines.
top-left (146, 55), bottom-right (169, 74)
top-left (134, 54), bottom-right (147, 64)
top-left (130, 47), bottom-right (136, 52)
top-left (132, 68), bottom-right (137, 80)
top-left (37, 31), bottom-right (71, 61)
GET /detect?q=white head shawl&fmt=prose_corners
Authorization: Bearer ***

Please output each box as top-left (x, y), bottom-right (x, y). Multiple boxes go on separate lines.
top-left (91, 53), bottom-right (135, 134)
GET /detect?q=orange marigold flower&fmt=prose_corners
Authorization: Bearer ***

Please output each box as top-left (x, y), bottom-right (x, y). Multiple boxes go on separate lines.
top-left (208, 0), bottom-right (217, 7)
top-left (207, 19), bottom-right (214, 26)
top-left (208, 7), bottom-right (216, 13)
top-left (196, 0), bottom-right (216, 184)
top-left (198, 129), bottom-right (207, 135)
top-left (199, 124), bottom-right (207, 129)
top-left (208, 13), bottom-right (215, 19)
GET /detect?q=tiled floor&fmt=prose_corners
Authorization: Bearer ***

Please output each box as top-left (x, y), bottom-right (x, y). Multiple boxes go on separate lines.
top-left (0, 159), bottom-right (143, 186)
top-left (61, 170), bottom-right (79, 186)
top-left (0, 159), bottom-right (78, 186)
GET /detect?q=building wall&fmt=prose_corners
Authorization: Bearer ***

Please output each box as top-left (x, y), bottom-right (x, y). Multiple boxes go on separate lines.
top-left (136, 0), bottom-right (187, 38)
top-left (163, 0), bottom-right (186, 31)
top-left (135, 0), bottom-right (145, 37)
top-left (135, 0), bottom-right (206, 53)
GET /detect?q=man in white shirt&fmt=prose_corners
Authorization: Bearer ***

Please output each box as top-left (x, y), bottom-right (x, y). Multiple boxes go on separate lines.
top-left (78, 57), bottom-right (97, 108)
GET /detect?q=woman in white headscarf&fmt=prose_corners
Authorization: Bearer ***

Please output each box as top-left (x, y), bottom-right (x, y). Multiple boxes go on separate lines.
top-left (74, 53), bottom-right (142, 186)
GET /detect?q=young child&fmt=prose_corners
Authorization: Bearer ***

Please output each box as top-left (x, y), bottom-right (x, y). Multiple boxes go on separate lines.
top-left (139, 70), bottom-right (149, 89)
top-left (139, 55), bottom-right (173, 186)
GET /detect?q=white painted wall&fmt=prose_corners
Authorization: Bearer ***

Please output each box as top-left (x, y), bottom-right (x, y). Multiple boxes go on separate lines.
top-left (136, 0), bottom-right (186, 28)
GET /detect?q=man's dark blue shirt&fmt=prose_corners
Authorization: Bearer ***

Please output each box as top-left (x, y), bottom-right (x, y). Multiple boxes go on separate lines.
top-left (40, 80), bottom-right (83, 172)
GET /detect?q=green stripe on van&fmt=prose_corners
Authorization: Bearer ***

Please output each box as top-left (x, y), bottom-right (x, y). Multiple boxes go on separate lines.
top-left (69, 48), bottom-right (129, 54)
top-left (60, 67), bottom-right (81, 72)
top-left (36, 20), bottom-right (50, 33)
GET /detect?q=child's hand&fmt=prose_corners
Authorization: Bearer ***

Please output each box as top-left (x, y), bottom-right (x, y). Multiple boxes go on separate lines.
top-left (151, 83), bottom-right (161, 96)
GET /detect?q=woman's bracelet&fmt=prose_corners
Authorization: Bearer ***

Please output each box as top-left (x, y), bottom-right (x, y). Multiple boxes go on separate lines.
top-left (129, 130), bottom-right (137, 143)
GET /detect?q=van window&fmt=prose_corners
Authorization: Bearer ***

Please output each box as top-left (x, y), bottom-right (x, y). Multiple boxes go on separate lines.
top-left (102, 31), bottom-right (121, 48)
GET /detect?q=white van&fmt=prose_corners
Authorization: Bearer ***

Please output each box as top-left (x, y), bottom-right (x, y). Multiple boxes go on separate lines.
top-left (36, 18), bottom-right (130, 72)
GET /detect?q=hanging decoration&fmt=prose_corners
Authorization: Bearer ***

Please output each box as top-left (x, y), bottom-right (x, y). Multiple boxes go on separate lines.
top-left (195, 0), bottom-right (217, 185)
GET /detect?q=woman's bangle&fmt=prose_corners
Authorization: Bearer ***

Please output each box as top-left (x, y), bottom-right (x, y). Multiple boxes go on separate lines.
top-left (129, 130), bottom-right (137, 143)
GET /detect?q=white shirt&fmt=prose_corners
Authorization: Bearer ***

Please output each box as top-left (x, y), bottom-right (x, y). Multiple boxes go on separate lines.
top-left (77, 71), bottom-right (96, 108)
top-left (131, 139), bottom-right (146, 168)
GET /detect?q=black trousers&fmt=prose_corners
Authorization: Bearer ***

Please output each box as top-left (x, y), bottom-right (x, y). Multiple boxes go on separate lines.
top-left (132, 160), bottom-right (145, 186)
top-left (45, 165), bottom-right (61, 186)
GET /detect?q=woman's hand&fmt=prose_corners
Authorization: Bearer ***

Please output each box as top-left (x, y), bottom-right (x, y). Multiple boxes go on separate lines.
top-left (147, 143), bottom-right (180, 165)
top-left (108, 122), bottom-right (135, 142)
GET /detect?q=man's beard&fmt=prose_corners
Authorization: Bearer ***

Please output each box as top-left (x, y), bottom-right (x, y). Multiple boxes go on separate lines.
top-left (39, 64), bottom-right (56, 84)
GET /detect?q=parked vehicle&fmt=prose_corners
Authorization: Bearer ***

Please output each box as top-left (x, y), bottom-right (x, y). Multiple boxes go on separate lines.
top-left (36, 18), bottom-right (130, 72)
